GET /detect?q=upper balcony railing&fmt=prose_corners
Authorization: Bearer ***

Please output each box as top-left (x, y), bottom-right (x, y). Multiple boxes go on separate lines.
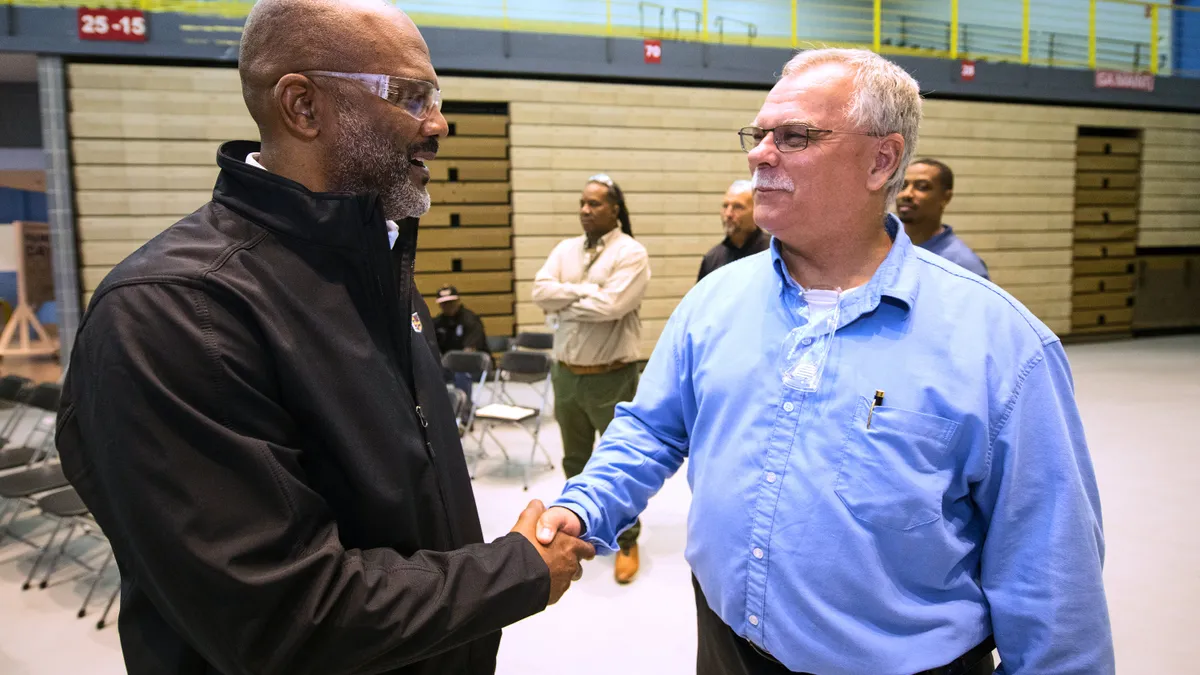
top-left (5, 0), bottom-right (1198, 77)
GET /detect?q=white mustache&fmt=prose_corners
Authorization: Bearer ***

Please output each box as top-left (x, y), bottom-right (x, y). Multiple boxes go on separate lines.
top-left (751, 169), bottom-right (795, 192)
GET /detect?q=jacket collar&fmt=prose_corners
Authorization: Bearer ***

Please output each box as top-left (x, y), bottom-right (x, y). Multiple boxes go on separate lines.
top-left (212, 140), bottom-right (417, 251)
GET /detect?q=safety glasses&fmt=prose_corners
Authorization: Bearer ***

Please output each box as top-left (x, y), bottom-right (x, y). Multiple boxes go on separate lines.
top-left (302, 70), bottom-right (442, 121)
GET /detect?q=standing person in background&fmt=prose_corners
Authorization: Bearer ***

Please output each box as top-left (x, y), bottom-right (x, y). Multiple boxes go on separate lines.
top-left (697, 179), bottom-right (771, 281)
top-left (896, 158), bottom-right (990, 279)
top-left (531, 174), bottom-right (650, 584)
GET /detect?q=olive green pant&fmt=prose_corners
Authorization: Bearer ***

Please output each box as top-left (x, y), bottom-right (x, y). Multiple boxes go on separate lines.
top-left (551, 362), bottom-right (641, 550)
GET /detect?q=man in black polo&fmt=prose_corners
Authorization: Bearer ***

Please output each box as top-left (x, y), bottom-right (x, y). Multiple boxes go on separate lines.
top-left (697, 179), bottom-right (771, 281)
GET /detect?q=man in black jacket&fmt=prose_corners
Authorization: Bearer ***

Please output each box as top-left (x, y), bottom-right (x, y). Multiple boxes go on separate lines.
top-left (55, 1), bottom-right (593, 674)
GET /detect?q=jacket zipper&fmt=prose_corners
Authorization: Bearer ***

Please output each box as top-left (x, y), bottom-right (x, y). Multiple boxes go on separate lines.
top-left (373, 214), bottom-right (457, 542)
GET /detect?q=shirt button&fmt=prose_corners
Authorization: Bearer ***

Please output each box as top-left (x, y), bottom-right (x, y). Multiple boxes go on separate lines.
top-left (801, 337), bottom-right (814, 347)
top-left (782, 402), bottom-right (795, 412)
top-left (749, 615), bottom-right (760, 626)
top-left (765, 471), bottom-right (777, 483)
top-left (753, 547), bottom-right (764, 559)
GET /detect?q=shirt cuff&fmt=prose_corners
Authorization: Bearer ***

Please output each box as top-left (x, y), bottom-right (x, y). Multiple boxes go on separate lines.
top-left (552, 492), bottom-right (620, 555)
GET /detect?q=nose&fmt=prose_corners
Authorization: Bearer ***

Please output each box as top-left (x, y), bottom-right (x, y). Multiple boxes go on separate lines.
top-left (746, 131), bottom-right (778, 171)
top-left (423, 109), bottom-right (450, 139)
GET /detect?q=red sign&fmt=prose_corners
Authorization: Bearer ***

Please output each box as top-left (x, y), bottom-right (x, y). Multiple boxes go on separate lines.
top-left (78, 8), bottom-right (147, 42)
top-left (644, 39), bottom-right (662, 64)
top-left (1095, 70), bottom-right (1154, 92)
top-left (960, 60), bottom-right (976, 81)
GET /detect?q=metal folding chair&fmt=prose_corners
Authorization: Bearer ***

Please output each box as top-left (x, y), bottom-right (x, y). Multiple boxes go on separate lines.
top-left (0, 382), bottom-right (60, 472)
top-left (472, 350), bottom-right (555, 490)
top-left (19, 485), bottom-right (118, 627)
top-left (486, 335), bottom-right (512, 354)
top-left (513, 331), bottom-right (554, 351)
top-left (442, 350), bottom-right (492, 436)
top-left (0, 375), bottom-right (34, 446)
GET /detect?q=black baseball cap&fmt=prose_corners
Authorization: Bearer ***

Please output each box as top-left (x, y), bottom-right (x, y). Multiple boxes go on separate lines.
top-left (436, 285), bottom-right (460, 303)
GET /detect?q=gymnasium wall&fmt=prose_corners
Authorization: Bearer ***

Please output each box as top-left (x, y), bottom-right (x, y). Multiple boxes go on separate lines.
top-left (66, 63), bottom-right (1200, 358)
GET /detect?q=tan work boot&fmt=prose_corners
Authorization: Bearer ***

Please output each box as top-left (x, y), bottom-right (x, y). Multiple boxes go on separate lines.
top-left (614, 544), bottom-right (639, 584)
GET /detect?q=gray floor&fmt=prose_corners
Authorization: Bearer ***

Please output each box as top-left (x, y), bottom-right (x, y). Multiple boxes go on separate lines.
top-left (0, 335), bottom-right (1197, 674)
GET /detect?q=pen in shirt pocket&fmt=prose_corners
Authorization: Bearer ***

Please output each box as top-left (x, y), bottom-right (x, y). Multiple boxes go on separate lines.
top-left (866, 389), bottom-right (884, 429)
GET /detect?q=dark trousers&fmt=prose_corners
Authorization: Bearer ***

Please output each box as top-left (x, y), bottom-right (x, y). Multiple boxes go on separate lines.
top-left (550, 362), bottom-right (640, 549)
top-left (693, 577), bottom-right (995, 675)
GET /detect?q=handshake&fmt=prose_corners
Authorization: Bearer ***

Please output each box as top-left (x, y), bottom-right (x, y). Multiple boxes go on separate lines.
top-left (510, 500), bottom-right (595, 604)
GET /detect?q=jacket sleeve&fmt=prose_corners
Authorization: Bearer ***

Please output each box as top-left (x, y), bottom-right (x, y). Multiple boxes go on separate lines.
top-left (531, 241), bottom-right (599, 312)
top-left (558, 245), bottom-right (651, 323)
top-left (58, 282), bottom-right (550, 675)
top-left (461, 310), bottom-right (489, 352)
top-left (974, 344), bottom-right (1114, 674)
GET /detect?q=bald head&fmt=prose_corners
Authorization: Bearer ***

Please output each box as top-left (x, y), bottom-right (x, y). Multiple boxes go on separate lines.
top-left (239, 0), bottom-right (432, 132)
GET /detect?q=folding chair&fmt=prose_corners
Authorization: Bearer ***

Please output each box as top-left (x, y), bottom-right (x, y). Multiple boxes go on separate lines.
top-left (0, 382), bottom-right (60, 472)
top-left (0, 375), bottom-right (33, 445)
top-left (513, 331), bottom-right (554, 351)
top-left (442, 350), bottom-right (492, 436)
top-left (0, 423), bottom-right (70, 545)
top-left (20, 485), bottom-right (118, 627)
top-left (486, 335), bottom-right (512, 354)
top-left (472, 350), bottom-right (555, 490)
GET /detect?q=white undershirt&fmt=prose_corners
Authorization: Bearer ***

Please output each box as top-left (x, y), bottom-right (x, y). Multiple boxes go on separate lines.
top-left (245, 152), bottom-right (399, 249)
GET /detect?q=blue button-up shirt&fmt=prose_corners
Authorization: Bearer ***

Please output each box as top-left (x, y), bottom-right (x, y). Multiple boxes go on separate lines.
top-left (918, 224), bottom-right (989, 280)
top-left (555, 215), bottom-right (1113, 675)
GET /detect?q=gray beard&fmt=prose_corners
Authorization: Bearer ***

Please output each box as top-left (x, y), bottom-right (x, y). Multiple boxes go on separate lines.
top-left (328, 107), bottom-right (430, 221)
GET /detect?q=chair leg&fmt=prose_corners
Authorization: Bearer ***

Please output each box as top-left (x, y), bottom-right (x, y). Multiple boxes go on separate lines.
top-left (0, 499), bottom-right (23, 544)
top-left (22, 517), bottom-right (64, 590)
top-left (80, 547), bottom-right (114, 619)
top-left (97, 579), bottom-right (120, 629)
top-left (40, 521), bottom-right (77, 589)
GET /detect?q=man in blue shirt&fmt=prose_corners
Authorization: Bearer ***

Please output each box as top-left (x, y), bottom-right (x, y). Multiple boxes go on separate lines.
top-left (535, 48), bottom-right (1113, 675)
top-left (896, 158), bottom-right (990, 279)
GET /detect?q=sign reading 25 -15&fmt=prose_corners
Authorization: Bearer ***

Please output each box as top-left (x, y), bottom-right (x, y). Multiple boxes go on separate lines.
top-left (78, 8), bottom-right (148, 42)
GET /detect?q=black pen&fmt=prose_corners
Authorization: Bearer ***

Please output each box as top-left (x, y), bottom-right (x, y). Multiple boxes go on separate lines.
top-left (867, 389), bottom-right (884, 429)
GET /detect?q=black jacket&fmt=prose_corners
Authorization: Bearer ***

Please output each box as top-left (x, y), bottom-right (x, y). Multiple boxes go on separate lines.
top-left (56, 141), bottom-right (550, 675)
top-left (434, 307), bottom-right (488, 355)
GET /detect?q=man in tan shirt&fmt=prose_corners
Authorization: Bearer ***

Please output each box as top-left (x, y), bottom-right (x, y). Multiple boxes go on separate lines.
top-left (532, 174), bottom-right (650, 583)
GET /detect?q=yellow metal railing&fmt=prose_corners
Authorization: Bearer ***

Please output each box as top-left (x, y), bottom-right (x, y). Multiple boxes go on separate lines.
top-left (4, 0), bottom-right (1197, 76)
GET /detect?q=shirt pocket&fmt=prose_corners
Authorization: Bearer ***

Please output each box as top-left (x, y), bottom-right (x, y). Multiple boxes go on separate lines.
top-left (833, 397), bottom-right (960, 531)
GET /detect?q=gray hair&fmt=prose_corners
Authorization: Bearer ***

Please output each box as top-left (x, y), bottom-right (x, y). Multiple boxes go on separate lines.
top-left (728, 179), bottom-right (753, 194)
top-left (781, 48), bottom-right (922, 202)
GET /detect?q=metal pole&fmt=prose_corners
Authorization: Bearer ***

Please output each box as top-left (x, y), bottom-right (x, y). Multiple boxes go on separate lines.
top-left (1088, 0), bottom-right (1097, 69)
top-left (791, 0), bottom-right (798, 49)
top-left (36, 56), bottom-right (81, 366)
top-left (1149, 5), bottom-right (1159, 74)
top-left (606, 0), bottom-right (612, 36)
top-left (1021, 0), bottom-right (1031, 64)
top-left (949, 0), bottom-right (959, 58)
top-left (873, 0), bottom-right (882, 52)
top-left (702, 0), bottom-right (709, 41)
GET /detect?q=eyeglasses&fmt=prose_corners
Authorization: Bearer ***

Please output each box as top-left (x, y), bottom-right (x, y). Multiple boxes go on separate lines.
top-left (302, 71), bottom-right (442, 121)
top-left (738, 125), bottom-right (881, 153)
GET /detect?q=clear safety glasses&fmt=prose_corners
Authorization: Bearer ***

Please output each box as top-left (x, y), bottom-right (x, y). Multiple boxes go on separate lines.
top-left (302, 71), bottom-right (442, 121)
top-left (779, 287), bottom-right (842, 392)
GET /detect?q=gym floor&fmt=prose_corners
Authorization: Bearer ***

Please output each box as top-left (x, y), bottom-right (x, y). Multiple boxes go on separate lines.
top-left (0, 335), bottom-right (1197, 674)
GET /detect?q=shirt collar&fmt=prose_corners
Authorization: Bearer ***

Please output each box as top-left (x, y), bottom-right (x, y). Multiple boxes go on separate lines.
top-left (769, 213), bottom-right (919, 321)
top-left (723, 227), bottom-right (767, 252)
top-left (585, 226), bottom-right (623, 251)
top-left (245, 151), bottom-right (399, 249)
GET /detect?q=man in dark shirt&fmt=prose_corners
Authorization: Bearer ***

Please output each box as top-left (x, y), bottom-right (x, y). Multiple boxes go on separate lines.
top-left (895, 158), bottom-right (990, 279)
top-left (697, 179), bottom-right (771, 281)
top-left (433, 285), bottom-right (488, 354)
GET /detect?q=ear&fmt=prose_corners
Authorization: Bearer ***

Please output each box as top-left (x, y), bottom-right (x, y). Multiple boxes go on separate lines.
top-left (273, 73), bottom-right (323, 140)
top-left (867, 133), bottom-right (905, 193)
top-left (942, 188), bottom-right (954, 208)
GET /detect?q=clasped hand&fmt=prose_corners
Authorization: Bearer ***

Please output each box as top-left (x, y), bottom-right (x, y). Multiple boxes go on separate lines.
top-left (511, 501), bottom-right (594, 604)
